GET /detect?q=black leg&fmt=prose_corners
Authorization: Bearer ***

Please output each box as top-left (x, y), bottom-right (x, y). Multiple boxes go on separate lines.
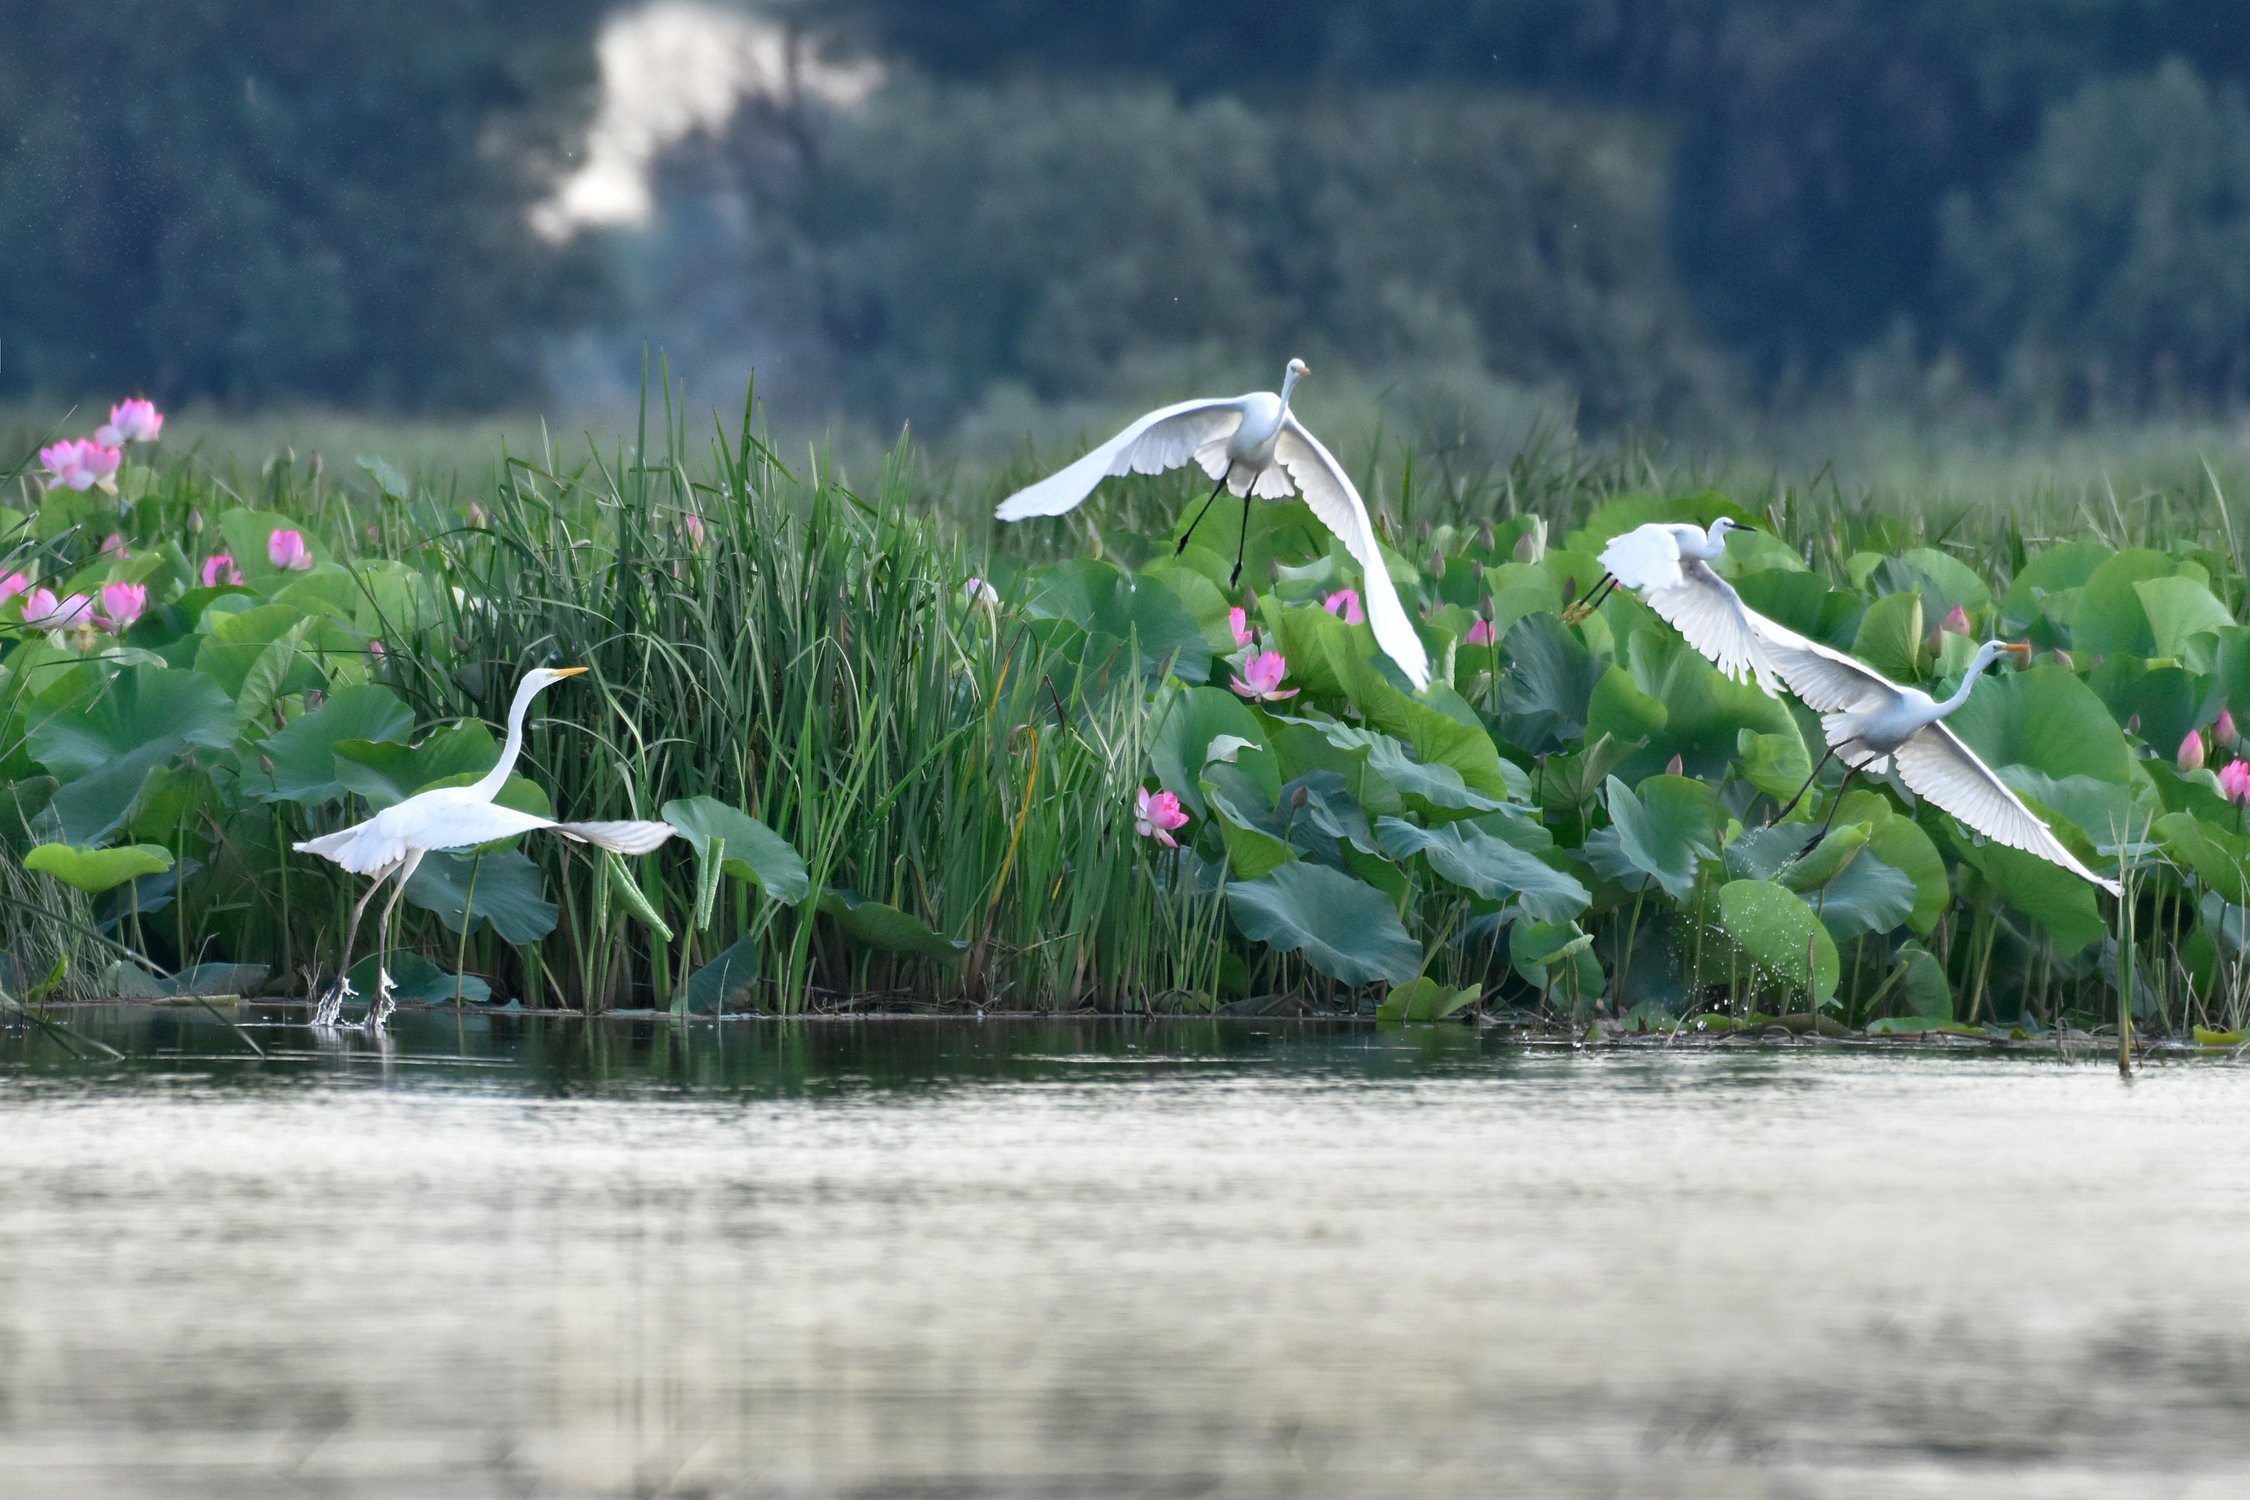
top-left (1564, 572), bottom-right (1616, 620)
top-left (1798, 766), bottom-right (1859, 857)
top-left (1176, 468), bottom-right (1232, 555)
top-left (1229, 493), bottom-right (1254, 587)
top-left (1768, 744), bottom-right (1841, 826)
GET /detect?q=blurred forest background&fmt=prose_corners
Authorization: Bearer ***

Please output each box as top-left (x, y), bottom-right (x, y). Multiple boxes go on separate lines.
top-left (7, 0), bottom-right (2250, 478)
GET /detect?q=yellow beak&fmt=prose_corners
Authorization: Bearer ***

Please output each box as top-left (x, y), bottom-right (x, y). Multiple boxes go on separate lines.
top-left (2004, 642), bottom-right (2032, 662)
top-left (553, 666), bottom-right (590, 678)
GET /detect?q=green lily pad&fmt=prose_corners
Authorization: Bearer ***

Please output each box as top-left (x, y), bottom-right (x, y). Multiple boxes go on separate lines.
top-left (1715, 879), bottom-right (1841, 1008)
top-left (24, 842), bottom-right (174, 895)
top-left (662, 795), bottom-right (810, 904)
top-left (255, 684), bottom-right (416, 806)
top-left (403, 850), bottom-right (559, 944)
top-left (1226, 863), bottom-right (1420, 986)
top-left (817, 889), bottom-right (967, 961)
top-left (1377, 977), bottom-right (1481, 1022)
top-left (682, 933), bottom-right (761, 1014)
top-left (1374, 815), bottom-right (1590, 923)
top-left (1588, 774), bottom-right (1717, 900)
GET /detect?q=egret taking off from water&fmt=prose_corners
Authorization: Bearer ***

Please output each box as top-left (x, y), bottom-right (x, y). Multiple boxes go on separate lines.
top-left (1757, 630), bottom-right (2121, 895)
top-left (1564, 518), bottom-right (1785, 694)
top-left (993, 358), bottom-right (1431, 690)
top-left (294, 666), bottom-right (675, 1029)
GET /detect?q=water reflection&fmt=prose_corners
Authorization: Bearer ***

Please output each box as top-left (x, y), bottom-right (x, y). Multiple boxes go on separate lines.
top-left (1, 1007), bottom-right (2244, 1497)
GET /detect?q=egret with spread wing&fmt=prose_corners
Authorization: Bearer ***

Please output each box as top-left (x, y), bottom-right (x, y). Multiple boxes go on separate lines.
top-left (993, 358), bottom-right (1430, 690)
top-left (295, 666), bottom-right (675, 1029)
top-left (1755, 629), bottom-right (2121, 895)
top-left (1563, 519), bottom-right (1785, 694)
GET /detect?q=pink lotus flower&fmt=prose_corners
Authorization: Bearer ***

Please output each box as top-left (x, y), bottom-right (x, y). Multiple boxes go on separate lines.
top-left (682, 512), bottom-right (707, 550)
top-left (95, 398), bottom-right (163, 446)
top-left (200, 554), bottom-right (244, 588)
top-left (39, 439), bottom-right (123, 493)
top-left (267, 528), bottom-right (312, 571)
top-left (100, 532), bottom-right (128, 557)
top-left (2222, 760), bottom-right (2250, 806)
top-left (369, 639), bottom-right (386, 660)
top-left (961, 576), bottom-right (999, 612)
top-left (0, 573), bottom-right (28, 604)
top-left (1228, 606), bottom-right (1254, 648)
top-left (1230, 650), bottom-right (1299, 703)
top-left (1941, 605), bottom-right (1971, 635)
top-left (2179, 730), bottom-right (2207, 774)
top-left (2220, 709), bottom-right (2239, 748)
top-left (1134, 787), bottom-right (1190, 848)
top-left (1324, 588), bottom-right (1364, 625)
top-left (97, 581), bottom-right (147, 632)
top-left (1466, 616), bottom-right (1497, 647)
top-left (20, 588), bottom-right (94, 631)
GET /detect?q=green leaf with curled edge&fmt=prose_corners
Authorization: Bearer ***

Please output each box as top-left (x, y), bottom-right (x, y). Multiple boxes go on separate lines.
top-left (1226, 863), bottom-right (1419, 986)
top-left (25, 842), bottom-right (173, 895)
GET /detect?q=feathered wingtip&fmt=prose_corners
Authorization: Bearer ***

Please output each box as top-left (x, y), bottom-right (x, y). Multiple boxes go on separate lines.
top-left (555, 820), bottom-right (676, 855)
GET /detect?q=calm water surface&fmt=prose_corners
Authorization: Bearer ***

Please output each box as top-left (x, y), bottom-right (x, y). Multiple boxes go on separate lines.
top-left (1, 1007), bottom-right (2245, 1498)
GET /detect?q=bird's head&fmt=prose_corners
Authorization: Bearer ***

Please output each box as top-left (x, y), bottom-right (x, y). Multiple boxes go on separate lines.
top-left (1286, 357), bottom-right (1311, 381)
top-left (1709, 516), bottom-right (1755, 539)
top-left (523, 665), bottom-right (589, 693)
top-left (1976, 640), bottom-right (2032, 669)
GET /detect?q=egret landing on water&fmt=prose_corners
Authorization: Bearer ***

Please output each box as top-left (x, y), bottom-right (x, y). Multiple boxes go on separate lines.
top-left (1758, 633), bottom-right (2122, 895)
top-left (992, 357), bottom-right (1431, 690)
top-left (1564, 518), bottom-right (1785, 694)
top-left (294, 666), bottom-right (675, 1030)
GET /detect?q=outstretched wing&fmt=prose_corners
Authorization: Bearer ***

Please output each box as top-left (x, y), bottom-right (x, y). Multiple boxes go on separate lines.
top-left (1752, 621), bottom-right (1901, 714)
top-left (411, 802), bottom-right (559, 852)
top-left (1274, 414), bottom-right (1431, 691)
top-left (554, 819), bottom-right (675, 855)
top-left (294, 820), bottom-right (409, 877)
top-left (1894, 722), bottom-right (2121, 896)
top-left (1598, 524), bottom-right (1687, 591)
top-left (1643, 560), bottom-right (1788, 695)
top-left (994, 398), bottom-right (1246, 520)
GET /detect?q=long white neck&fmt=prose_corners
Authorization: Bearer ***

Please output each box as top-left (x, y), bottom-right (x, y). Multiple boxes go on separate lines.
top-left (469, 675), bottom-right (550, 801)
top-left (1278, 364), bottom-right (1302, 413)
top-left (1931, 643), bottom-right (2006, 722)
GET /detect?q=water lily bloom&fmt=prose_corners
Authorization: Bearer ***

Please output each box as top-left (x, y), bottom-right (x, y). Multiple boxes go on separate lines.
top-left (39, 438), bottom-right (123, 493)
top-left (2220, 709), bottom-right (2239, 747)
top-left (1230, 650), bottom-right (1299, 703)
top-left (21, 588), bottom-right (94, 631)
top-left (97, 581), bottom-right (147, 633)
top-left (0, 572), bottom-right (28, 604)
top-left (1228, 606), bottom-right (1254, 648)
top-left (2222, 761), bottom-right (2250, 806)
top-left (1324, 588), bottom-right (1364, 625)
top-left (1941, 605), bottom-right (1971, 635)
top-left (96, 398), bottom-right (164, 446)
top-left (267, 528), bottom-right (313, 571)
top-left (2179, 730), bottom-right (2208, 774)
top-left (1134, 787), bottom-right (1190, 848)
top-left (1466, 616), bottom-right (1497, 647)
top-left (200, 553), bottom-right (244, 588)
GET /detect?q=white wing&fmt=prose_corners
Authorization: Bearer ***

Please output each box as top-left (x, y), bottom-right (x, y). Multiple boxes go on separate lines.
top-left (1753, 622), bottom-right (1900, 714)
top-left (1893, 722), bottom-right (2122, 896)
top-left (1598, 524), bottom-right (1687, 591)
top-left (403, 801), bottom-right (560, 852)
top-left (1642, 560), bottom-right (1788, 694)
top-left (1273, 414), bottom-right (1431, 690)
top-left (994, 398), bottom-right (1246, 520)
top-left (294, 820), bottom-right (410, 877)
top-left (554, 819), bottom-right (675, 855)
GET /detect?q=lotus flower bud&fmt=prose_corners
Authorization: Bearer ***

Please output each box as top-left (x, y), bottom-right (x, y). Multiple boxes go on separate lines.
top-left (2221, 761), bottom-right (2250, 806)
top-left (1665, 753), bottom-right (1685, 776)
top-left (1428, 547), bottom-right (1446, 579)
top-left (2126, 712), bottom-right (2141, 736)
top-left (1513, 517), bottom-right (1547, 565)
top-left (1479, 523), bottom-right (1496, 553)
top-left (1290, 784), bottom-right (1311, 810)
top-left (2051, 648), bottom-right (2073, 670)
top-left (186, 507), bottom-right (204, 535)
top-left (1941, 605), bottom-right (1971, 635)
top-left (2179, 731), bottom-right (2208, 774)
top-left (2220, 708), bottom-right (2239, 748)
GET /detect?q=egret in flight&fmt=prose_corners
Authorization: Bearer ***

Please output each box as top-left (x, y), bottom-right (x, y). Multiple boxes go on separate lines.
top-left (1758, 631), bottom-right (2121, 894)
top-left (1563, 518), bottom-right (1784, 693)
top-left (295, 666), bottom-right (675, 1029)
top-left (993, 358), bottom-right (1430, 690)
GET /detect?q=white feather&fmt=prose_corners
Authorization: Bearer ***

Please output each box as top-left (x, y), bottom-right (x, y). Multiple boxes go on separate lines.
top-left (1273, 416), bottom-right (1430, 690)
top-left (994, 398), bottom-right (1245, 520)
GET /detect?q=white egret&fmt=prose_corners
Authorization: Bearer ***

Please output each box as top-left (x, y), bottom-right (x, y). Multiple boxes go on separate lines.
top-left (1756, 630), bottom-right (2121, 895)
top-left (993, 358), bottom-right (1431, 690)
top-left (295, 666), bottom-right (675, 1029)
top-left (1564, 518), bottom-right (1786, 694)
